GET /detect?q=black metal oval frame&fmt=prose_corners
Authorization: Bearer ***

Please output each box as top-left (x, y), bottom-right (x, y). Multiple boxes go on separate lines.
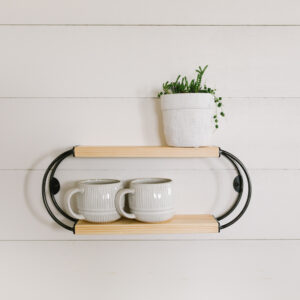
top-left (42, 147), bottom-right (252, 233)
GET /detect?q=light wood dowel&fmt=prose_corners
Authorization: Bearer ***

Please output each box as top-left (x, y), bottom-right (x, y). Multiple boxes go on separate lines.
top-left (75, 215), bottom-right (219, 235)
top-left (73, 146), bottom-right (220, 158)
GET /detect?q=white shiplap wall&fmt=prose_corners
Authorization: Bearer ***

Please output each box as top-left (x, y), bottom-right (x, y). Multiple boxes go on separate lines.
top-left (0, 1), bottom-right (299, 299)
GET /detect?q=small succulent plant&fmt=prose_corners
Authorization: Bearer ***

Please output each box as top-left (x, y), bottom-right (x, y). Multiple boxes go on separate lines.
top-left (158, 65), bottom-right (225, 128)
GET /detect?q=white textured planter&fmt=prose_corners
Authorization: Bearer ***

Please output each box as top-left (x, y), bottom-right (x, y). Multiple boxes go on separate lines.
top-left (160, 93), bottom-right (215, 147)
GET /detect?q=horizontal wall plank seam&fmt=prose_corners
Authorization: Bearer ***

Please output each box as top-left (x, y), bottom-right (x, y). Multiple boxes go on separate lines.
top-left (1, 97), bottom-right (300, 100)
top-left (0, 239), bottom-right (300, 242)
top-left (1, 168), bottom-right (300, 171)
top-left (1, 24), bottom-right (300, 27)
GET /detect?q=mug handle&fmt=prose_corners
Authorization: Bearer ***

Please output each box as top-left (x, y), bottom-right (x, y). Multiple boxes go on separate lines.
top-left (115, 188), bottom-right (136, 219)
top-left (64, 188), bottom-right (85, 220)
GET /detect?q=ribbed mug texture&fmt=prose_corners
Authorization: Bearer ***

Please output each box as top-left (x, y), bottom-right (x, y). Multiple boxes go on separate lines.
top-left (77, 179), bottom-right (121, 223)
top-left (128, 178), bottom-right (174, 222)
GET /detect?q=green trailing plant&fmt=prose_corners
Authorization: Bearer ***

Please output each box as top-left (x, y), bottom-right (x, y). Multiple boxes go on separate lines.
top-left (158, 65), bottom-right (225, 128)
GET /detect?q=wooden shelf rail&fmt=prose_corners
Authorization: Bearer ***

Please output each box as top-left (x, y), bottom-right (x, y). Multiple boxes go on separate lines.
top-left (73, 146), bottom-right (220, 158)
top-left (74, 215), bottom-right (219, 235)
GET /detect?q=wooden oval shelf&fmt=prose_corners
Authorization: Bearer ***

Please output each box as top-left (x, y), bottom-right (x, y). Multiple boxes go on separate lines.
top-left (73, 146), bottom-right (220, 158)
top-left (42, 147), bottom-right (251, 233)
top-left (74, 215), bottom-right (219, 235)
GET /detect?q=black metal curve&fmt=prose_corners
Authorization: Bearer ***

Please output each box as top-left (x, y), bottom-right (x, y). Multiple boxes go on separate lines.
top-left (42, 149), bottom-right (76, 231)
top-left (218, 149), bottom-right (252, 230)
top-left (216, 152), bottom-right (243, 221)
top-left (49, 151), bottom-right (77, 222)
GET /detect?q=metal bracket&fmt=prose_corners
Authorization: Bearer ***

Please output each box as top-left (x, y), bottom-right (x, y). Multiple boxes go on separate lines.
top-left (42, 149), bottom-right (75, 231)
top-left (217, 149), bottom-right (252, 230)
top-left (233, 175), bottom-right (243, 193)
top-left (50, 177), bottom-right (60, 195)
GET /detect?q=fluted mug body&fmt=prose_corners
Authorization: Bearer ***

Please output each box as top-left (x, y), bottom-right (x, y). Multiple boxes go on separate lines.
top-left (65, 179), bottom-right (122, 223)
top-left (115, 178), bottom-right (174, 223)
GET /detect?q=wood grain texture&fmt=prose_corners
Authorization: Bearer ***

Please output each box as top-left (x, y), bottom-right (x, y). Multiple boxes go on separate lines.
top-left (0, 0), bottom-right (299, 25)
top-left (75, 215), bottom-right (219, 235)
top-left (0, 27), bottom-right (299, 97)
top-left (74, 146), bottom-right (220, 158)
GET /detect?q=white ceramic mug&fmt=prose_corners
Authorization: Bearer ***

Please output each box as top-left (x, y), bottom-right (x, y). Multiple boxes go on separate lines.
top-left (65, 179), bottom-right (122, 223)
top-left (115, 178), bottom-right (174, 223)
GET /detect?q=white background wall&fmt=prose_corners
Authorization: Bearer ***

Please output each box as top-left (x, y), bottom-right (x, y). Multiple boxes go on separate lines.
top-left (0, 1), bottom-right (299, 299)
